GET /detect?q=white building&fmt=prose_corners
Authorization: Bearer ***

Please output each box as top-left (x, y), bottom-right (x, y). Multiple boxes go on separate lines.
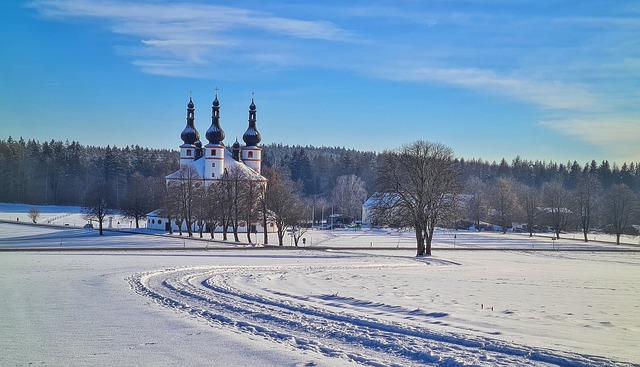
top-left (147, 91), bottom-right (271, 233)
top-left (171, 90), bottom-right (265, 183)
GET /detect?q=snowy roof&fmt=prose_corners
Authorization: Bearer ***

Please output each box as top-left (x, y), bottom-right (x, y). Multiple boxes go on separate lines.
top-left (362, 193), bottom-right (400, 208)
top-left (165, 148), bottom-right (266, 182)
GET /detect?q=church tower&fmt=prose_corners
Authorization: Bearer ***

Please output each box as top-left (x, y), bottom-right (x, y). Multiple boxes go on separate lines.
top-left (180, 95), bottom-right (200, 166)
top-left (241, 95), bottom-right (262, 174)
top-left (204, 89), bottom-right (225, 179)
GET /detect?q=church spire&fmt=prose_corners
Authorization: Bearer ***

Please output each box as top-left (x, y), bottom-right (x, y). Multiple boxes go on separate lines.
top-left (242, 93), bottom-right (261, 146)
top-left (205, 87), bottom-right (225, 145)
top-left (180, 94), bottom-right (199, 144)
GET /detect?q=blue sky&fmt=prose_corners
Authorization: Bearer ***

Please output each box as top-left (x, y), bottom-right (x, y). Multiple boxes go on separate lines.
top-left (1, 0), bottom-right (639, 164)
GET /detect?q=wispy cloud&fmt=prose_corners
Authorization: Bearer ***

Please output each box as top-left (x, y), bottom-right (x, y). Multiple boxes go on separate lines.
top-left (539, 117), bottom-right (640, 161)
top-left (28, 0), bottom-right (355, 75)
top-left (29, 0), bottom-right (353, 40)
top-left (376, 66), bottom-right (599, 111)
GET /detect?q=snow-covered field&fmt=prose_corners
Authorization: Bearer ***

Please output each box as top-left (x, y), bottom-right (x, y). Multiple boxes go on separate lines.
top-left (1, 204), bottom-right (639, 366)
top-left (0, 227), bottom-right (638, 366)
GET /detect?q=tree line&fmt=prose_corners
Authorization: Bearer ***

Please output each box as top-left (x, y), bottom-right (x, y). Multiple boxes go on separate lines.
top-left (370, 141), bottom-right (640, 255)
top-left (2, 136), bottom-right (639, 250)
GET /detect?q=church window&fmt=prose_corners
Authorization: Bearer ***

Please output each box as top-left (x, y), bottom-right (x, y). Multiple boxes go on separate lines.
top-left (158, 220), bottom-right (162, 224)
top-left (248, 151), bottom-right (254, 158)
top-left (186, 149), bottom-right (192, 156)
top-left (211, 149), bottom-right (216, 156)
top-left (212, 162), bottom-right (216, 167)
top-left (212, 173), bottom-right (215, 178)
top-left (152, 219), bottom-right (156, 224)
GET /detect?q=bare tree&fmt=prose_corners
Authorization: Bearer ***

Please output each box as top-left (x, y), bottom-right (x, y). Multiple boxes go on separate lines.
top-left (156, 180), bottom-right (180, 234)
top-left (172, 165), bottom-right (201, 237)
top-left (542, 181), bottom-right (572, 239)
top-left (489, 177), bottom-right (521, 233)
top-left (574, 173), bottom-right (602, 242)
top-left (518, 184), bottom-right (540, 237)
top-left (82, 181), bottom-right (114, 236)
top-left (121, 173), bottom-right (152, 229)
top-left (258, 179), bottom-right (269, 244)
top-left (604, 184), bottom-right (640, 245)
top-left (264, 168), bottom-right (306, 246)
top-left (204, 182), bottom-right (223, 239)
top-left (373, 140), bottom-right (461, 256)
top-left (242, 179), bottom-right (262, 243)
top-left (220, 167), bottom-right (245, 242)
top-left (465, 177), bottom-right (487, 228)
top-left (192, 182), bottom-right (208, 238)
top-left (331, 174), bottom-right (368, 219)
top-left (28, 207), bottom-right (40, 223)
top-left (292, 200), bottom-right (311, 246)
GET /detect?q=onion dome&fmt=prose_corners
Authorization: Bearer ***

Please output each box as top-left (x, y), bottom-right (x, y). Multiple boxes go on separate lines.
top-left (232, 137), bottom-right (241, 161)
top-left (205, 89), bottom-right (225, 144)
top-left (194, 139), bottom-right (203, 159)
top-left (242, 96), bottom-right (261, 146)
top-left (231, 135), bottom-right (241, 161)
top-left (181, 96), bottom-right (200, 144)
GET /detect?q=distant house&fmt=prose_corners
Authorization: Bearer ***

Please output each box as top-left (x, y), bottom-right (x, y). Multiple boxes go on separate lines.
top-left (362, 193), bottom-right (398, 225)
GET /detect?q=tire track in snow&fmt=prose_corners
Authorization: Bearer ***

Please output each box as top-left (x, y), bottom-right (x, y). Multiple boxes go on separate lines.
top-left (129, 266), bottom-right (633, 367)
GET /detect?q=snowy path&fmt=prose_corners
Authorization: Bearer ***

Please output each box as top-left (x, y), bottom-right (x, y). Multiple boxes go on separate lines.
top-left (130, 264), bottom-right (634, 367)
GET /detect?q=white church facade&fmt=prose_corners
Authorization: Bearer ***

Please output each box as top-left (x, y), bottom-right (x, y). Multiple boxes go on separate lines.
top-left (147, 91), bottom-right (271, 233)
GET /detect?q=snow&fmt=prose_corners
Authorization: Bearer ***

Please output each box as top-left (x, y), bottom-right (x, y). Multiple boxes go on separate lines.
top-left (164, 148), bottom-right (265, 181)
top-left (1, 206), bottom-right (639, 366)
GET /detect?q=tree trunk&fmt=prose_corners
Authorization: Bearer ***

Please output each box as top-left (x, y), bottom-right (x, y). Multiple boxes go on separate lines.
top-left (98, 219), bottom-right (103, 236)
top-left (186, 219), bottom-right (193, 237)
top-left (262, 207), bottom-right (268, 245)
top-left (425, 226), bottom-right (435, 256)
top-left (246, 219), bottom-right (252, 243)
top-left (583, 228), bottom-right (589, 242)
top-left (616, 233), bottom-right (621, 245)
top-left (233, 224), bottom-right (239, 242)
top-left (415, 227), bottom-right (425, 256)
top-left (277, 225), bottom-right (285, 246)
top-left (209, 223), bottom-right (215, 239)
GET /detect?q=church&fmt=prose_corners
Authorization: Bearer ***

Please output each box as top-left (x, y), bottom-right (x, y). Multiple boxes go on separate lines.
top-left (166, 90), bottom-right (266, 183)
top-left (147, 91), bottom-right (268, 232)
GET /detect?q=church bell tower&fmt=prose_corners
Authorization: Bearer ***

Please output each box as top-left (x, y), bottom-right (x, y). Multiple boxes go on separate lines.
top-left (179, 94), bottom-right (199, 166)
top-left (241, 94), bottom-right (262, 174)
top-left (204, 88), bottom-right (225, 179)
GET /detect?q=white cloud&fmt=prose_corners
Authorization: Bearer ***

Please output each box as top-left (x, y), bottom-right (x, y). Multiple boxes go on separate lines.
top-left (28, 0), bottom-right (354, 76)
top-left (29, 0), bottom-right (353, 40)
top-left (376, 66), bottom-right (599, 111)
top-left (539, 117), bottom-right (640, 161)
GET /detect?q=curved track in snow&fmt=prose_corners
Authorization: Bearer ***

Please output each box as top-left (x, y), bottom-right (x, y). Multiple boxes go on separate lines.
top-left (129, 266), bottom-right (633, 367)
